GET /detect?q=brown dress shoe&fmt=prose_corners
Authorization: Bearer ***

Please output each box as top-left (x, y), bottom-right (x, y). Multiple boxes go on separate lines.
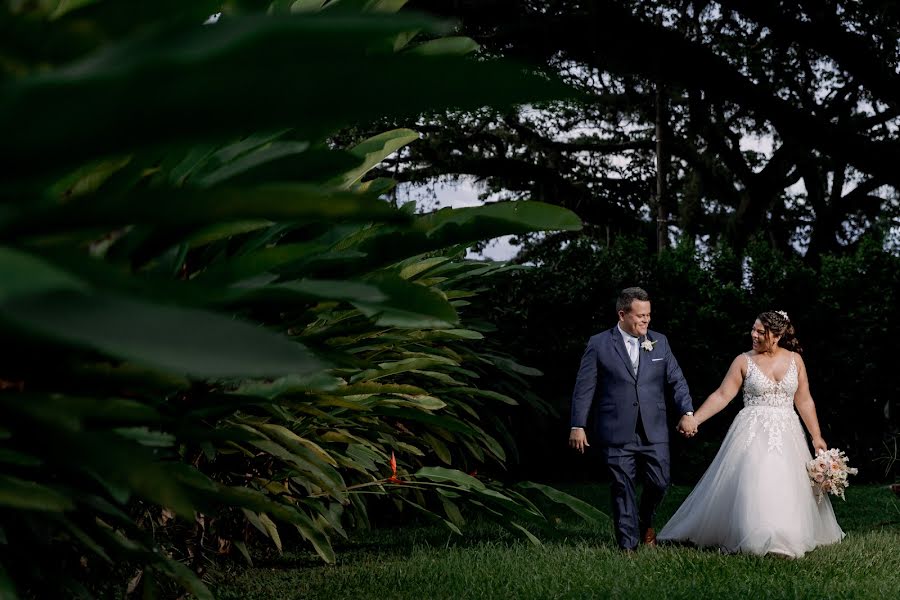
top-left (642, 527), bottom-right (657, 547)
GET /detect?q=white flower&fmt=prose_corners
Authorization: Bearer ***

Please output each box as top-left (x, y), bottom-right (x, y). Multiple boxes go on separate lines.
top-left (641, 339), bottom-right (656, 352)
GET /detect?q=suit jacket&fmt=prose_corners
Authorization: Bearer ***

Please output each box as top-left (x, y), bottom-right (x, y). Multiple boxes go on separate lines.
top-left (570, 326), bottom-right (693, 445)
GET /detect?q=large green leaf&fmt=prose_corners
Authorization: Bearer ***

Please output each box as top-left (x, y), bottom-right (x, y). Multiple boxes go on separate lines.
top-left (0, 562), bottom-right (17, 600)
top-left (324, 0), bottom-right (411, 13)
top-left (11, 185), bottom-right (405, 236)
top-left (516, 481), bottom-right (609, 525)
top-left (419, 200), bottom-right (583, 242)
top-left (340, 202), bottom-right (583, 274)
top-left (0, 476), bottom-right (74, 512)
top-left (414, 466), bottom-right (485, 490)
top-left (0, 247), bottom-right (87, 302)
top-left (405, 37), bottom-right (480, 56)
top-left (293, 510), bottom-right (337, 563)
top-left (194, 145), bottom-right (364, 188)
top-left (227, 278), bottom-right (389, 306)
top-left (214, 482), bottom-right (336, 563)
top-left (330, 129), bottom-right (419, 189)
top-left (153, 555), bottom-right (214, 600)
top-left (0, 15), bottom-right (573, 176)
top-left (353, 274), bottom-right (459, 328)
top-left (1, 291), bottom-right (326, 378)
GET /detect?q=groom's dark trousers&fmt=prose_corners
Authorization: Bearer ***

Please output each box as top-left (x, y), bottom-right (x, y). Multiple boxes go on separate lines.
top-left (570, 327), bottom-right (693, 550)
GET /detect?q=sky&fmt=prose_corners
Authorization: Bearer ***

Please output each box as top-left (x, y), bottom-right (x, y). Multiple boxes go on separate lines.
top-left (396, 177), bottom-right (521, 261)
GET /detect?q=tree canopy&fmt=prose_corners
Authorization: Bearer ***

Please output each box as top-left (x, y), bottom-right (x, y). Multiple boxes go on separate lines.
top-left (383, 0), bottom-right (900, 261)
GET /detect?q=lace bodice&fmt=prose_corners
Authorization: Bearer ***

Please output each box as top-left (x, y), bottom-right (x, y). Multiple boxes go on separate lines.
top-left (743, 354), bottom-right (798, 408)
top-left (740, 354), bottom-right (800, 453)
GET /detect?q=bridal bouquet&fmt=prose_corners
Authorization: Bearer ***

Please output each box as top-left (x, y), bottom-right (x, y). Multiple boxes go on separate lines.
top-left (806, 448), bottom-right (859, 503)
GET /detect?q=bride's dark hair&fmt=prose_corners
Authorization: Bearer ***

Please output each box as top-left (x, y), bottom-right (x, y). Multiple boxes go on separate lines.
top-left (758, 310), bottom-right (803, 353)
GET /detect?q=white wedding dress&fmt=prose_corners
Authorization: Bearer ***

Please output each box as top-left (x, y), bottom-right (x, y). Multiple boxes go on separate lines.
top-left (658, 353), bottom-right (845, 557)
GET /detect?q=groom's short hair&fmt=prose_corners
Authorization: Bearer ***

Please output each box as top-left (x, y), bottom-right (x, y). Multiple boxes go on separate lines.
top-left (617, 287), bottom-right (649, 313)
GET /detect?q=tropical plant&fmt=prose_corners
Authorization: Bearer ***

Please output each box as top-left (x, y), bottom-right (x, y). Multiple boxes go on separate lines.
top-left (0, 1), bottom-right (603, 597)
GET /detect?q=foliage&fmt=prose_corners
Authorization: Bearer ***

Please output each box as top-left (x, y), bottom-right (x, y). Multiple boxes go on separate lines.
top-left (0, 1), bottom-right (602, 597)
top-left (483, 232), bottom-right (899, 483)
top-left (372, 0), bottom-right (900, 260)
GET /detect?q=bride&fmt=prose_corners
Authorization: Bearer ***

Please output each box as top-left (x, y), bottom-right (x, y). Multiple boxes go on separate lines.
top-left (658, 310), bottom-right (845, 557)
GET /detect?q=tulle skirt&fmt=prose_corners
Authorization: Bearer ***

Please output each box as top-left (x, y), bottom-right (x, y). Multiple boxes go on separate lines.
top-left (658, 405), bottom-right (845, 558)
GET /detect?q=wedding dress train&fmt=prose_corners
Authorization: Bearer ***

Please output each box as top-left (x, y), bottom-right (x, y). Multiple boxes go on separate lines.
top-left (658, 354), bottom-right (845, 557)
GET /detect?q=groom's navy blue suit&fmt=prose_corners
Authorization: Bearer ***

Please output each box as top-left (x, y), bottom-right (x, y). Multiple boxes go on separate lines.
top-left (571, 326), bottom-right (693, 549)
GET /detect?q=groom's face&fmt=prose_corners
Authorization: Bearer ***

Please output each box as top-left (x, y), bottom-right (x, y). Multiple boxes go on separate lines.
top-left (619, 300), bottom-right (651, 337)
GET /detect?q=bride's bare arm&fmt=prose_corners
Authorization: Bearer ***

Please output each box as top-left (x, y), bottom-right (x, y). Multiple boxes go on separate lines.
top-left (694, 355), bottom-right (745, 426)
top-left (793, 354), bottom-right (827, 453)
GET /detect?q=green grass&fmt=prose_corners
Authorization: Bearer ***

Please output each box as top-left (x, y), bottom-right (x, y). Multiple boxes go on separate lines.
top-left (217, 485), bottom-right (900, 599)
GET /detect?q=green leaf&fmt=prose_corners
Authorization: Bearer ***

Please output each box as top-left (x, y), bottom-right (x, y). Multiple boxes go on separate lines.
top-left (386, 393), bottom-right (446, 411)
top-left (487, 354), bottom-right (544, 377)
top-left (231, 373), bottom-right (342, 399)
top-left (516, 481), bottom-right (609, 525)
top-left (439, 495), bottom-right (466, 527)
top-left (0, 476), bottom-right (74, 512)
top-left (0, 15), bottom-right (573, 176)
top-left (20, 185), bottom-right (404, 236)
top-left (193, 140), bottom-right (310, 186)
top-left (330, 129), bottom-right (419, 189)
top-left (113, 427), bottom-right (176, 448)
top-left (353, 274), bottom-right (458, 328)
top-left (422, 432), bottom-right (452, 465)
top-left (398, 256), bottom-right (450, 280)
top-left (351, 356), bottom-right (457, 382)
top-left (233, 540), bottom-right (253, 566)
top-left (0, 247), bottom-right (87, 303)
top-left (405, 37), bottom-right (480, 56)
top-left (353, 177), bottom-right (396, 195)
top-left (414, 466), bottom-right (485, 490)
top-left (277, 276), bottom-right (385, 301)
top-left (59, 518), bottom-right (113, 564)
top-left (2, 291), bottom-right (327, 378)
top-left (199, 145), bottom-right (365, 188)
top-left (249, 439), bottom-right (346, 498)
top-left (349, 202), bottom-right (583, 273)
top-left (258, 513), bottom-right (283, 553)
top-left (153, 555), bottom-right (214, 600)
top-left (291, 0), bottom-right (327, 12)
top-left (449, 387), bottom-right (518, 405)
top-left (257, 424), bottom-right (338, 467)
top-left (324, 0), bottom-right (410, 14)
top-left (241, 509), bottom-right (269, 537)
top-left (0, 449), bottom-right (41, 468)
top-left (293, 511), bottom-right (336, 563)
top-left (377, 407), bottom-right (476, 435)
top-left (0, 562), bottom-right (17, 600)
top-left (509, 521), bottom-right (542, 547)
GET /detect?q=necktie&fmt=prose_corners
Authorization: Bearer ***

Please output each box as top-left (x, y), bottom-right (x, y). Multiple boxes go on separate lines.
top-left (627, 338), bottom-right (639, 374)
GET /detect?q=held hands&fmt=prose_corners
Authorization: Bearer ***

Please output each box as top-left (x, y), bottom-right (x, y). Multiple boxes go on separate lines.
top-left (677, 414), bottom-right (699, 438)
top-left (569, 428), bottom-right (590, 454)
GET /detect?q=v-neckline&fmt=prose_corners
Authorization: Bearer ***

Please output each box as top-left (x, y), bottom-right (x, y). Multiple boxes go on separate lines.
top-left (747, 354), bottom-right (794, 385)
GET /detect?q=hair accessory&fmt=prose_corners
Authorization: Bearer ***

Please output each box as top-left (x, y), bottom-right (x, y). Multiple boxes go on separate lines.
top-left (775, 310), bottom-right (789, 321)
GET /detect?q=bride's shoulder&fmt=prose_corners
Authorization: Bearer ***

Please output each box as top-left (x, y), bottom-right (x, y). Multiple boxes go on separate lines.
top-left (731, 352), bottom-right (750, 371)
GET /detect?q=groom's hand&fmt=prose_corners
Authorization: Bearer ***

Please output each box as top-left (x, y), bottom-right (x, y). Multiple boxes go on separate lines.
top-left (677, 414), bottom-right (699, 438)
top-left (569, 428), bottom-right (590, 454)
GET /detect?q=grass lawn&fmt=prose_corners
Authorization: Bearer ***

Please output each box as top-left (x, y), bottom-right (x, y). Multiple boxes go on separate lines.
top-left (217, 484), bottom-right (900, 599)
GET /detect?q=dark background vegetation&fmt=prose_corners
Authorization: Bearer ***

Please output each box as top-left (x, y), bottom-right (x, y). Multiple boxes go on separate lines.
top-left (2, 1), bottom-right (898, 597)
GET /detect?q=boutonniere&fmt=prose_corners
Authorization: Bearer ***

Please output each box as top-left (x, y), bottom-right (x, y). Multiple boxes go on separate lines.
top-left (641, 339), bottom-right (657, 352)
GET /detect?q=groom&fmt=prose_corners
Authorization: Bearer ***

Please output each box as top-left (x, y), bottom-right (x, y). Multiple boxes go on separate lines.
top-left (569, 287), bottom-right (697, 551)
